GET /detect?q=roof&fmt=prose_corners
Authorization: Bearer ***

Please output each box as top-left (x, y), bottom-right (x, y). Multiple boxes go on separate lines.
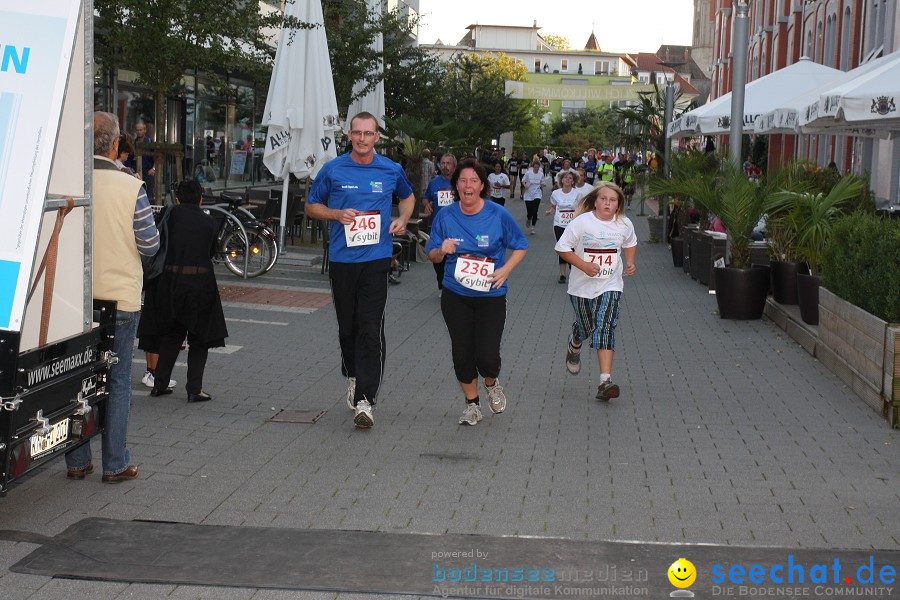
top-left (584, 32), bottom-right (601, 51)
top-left (464, 23), bottom-right (540, 31)
top-left (621, 54), bottom-right (700, 96)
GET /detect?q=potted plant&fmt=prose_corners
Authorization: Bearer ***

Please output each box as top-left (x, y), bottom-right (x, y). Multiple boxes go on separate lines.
top-left (765, 216), bottom-right (809, 305)
top-left (769, 176), bottom-right (864, 325)
top-left (705, 164), bottom-right (775, 320)
top-left (649, 151), bottom-right (716, 269)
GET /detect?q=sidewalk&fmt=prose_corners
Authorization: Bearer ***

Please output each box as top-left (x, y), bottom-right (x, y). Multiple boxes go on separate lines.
top-left (0, 191), bottom-right (896, 599)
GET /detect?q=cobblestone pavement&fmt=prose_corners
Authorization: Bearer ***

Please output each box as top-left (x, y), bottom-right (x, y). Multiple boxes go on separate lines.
top-left (0, 188), bottom-right (897, 599)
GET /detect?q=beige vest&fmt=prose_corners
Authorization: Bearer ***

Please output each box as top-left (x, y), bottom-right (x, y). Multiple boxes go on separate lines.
top-left (93, 165), bottom-right (146, 312)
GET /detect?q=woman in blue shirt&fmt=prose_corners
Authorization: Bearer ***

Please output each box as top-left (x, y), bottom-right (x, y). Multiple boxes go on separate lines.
top-left (426, 159), bottom-right (528, 426)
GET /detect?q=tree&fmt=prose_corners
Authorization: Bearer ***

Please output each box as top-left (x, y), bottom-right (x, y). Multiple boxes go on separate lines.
top-left (94, 0), bottom-right (302, 144)
top-left (324, 0), bottom-right (428, 118)
top-left (613, 85), bottom-right (696, 173)
top-left (542, 35), bottom-right (571, 51)
top-left (441, 52), bottom-right (533, 146)
top-left (546, 107), bottom-right (621, 151)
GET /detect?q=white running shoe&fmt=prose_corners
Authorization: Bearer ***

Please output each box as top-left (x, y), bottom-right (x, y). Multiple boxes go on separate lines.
top-left (354, 399), bottom-right (374, 429)
top-left (530, 227), bottom-right (535, 235)
top-left (459, 403), bottom-right (483, 426)
top-left (485, 381), bottom-right (507, 414)
top-left (142, 371), bottom-right (175, 389)
top-left (565, 336), bottom-right (582, 375)
top-left (346, 377), bottom-right (356, 410)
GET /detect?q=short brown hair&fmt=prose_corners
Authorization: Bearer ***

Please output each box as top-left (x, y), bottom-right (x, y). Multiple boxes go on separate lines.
top-left (451, 158), bottom-right (490, 200)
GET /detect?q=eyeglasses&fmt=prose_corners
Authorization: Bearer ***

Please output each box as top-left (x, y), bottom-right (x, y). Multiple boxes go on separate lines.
top-left (349, 130), bottom-right (377, 139)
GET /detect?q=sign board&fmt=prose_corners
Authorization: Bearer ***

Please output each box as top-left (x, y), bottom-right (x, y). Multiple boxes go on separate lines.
top-left (230, 150), bottom-right (248, 175)
top-left (0, 1), bottom-right (81, 332)
top-left (505, 81), bottom-right (656, 102)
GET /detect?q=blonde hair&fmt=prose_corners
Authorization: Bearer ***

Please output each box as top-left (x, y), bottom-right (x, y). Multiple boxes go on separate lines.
top-left (576, 181), bottom-right (626, 219)
top-left (555, 170), bottom-right (580, 187)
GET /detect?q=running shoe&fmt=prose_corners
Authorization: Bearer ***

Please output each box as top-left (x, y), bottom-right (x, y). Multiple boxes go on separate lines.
top-left (485, 380), bottom-right (507, 414)
top-left (530, 227), bottom-right (535, 235)
top-left (354, 399), bottom-right (374, 428)
top-left (459, 403), bottom-right (483, 426)
top-left (565, 336), bottom-right (581, 375)
top-left (596, 379), bottom-right (620, 401)
top-left (346, 377), bottom-right (356, 410)
top-left (558, 275), bottom-right (566, 284)
top-left (142, 371), bottom-right (175, 389)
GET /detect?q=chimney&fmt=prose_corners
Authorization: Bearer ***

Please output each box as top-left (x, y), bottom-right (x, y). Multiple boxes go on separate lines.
top-left (684, 48), bottom-right (689, 61)
top-left (665, 48), bottom-right (670, 60)
top-left (533, 20), bottom-right (537, 28)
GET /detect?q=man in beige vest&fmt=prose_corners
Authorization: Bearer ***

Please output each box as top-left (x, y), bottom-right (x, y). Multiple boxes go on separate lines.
top-left (65, 111), bottom-right (159, 483)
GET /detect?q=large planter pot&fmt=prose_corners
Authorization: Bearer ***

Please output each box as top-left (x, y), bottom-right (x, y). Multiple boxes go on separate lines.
top-left (770, 260), bottom-right (809, 305)
top-left (647, 215), bottom-right (664, 242)
top-left (713, 265), bottom-right (771, 320)
top-left (797, 273), bottom-right (821, 325)
top-left (683, 225), bottom-right (698, 273)
top-left (670, 238), bottom-right (684, 267)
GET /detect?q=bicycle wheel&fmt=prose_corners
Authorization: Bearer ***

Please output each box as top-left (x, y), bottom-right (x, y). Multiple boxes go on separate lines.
top-left (221, 225), bottom-right (278, 278)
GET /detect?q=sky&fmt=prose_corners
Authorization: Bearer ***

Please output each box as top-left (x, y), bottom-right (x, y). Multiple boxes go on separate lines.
top-left (417, 0), bottom-right (695, 55)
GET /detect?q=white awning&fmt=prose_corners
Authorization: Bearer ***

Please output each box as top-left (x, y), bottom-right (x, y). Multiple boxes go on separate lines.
top-left (671, 58), bottom-right (841, 138)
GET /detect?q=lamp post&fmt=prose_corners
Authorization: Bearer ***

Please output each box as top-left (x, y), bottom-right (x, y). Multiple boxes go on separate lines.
top-left (729, 2), bottom-right (750, 167)
top-left (658, 60), bottom-right (684, 243)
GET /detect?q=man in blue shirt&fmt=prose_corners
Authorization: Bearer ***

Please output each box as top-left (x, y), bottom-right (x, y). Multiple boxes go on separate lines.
top-left (306, 112), bottom-right (415, 429)
top-left (422, 153), bottom-right (457, 290)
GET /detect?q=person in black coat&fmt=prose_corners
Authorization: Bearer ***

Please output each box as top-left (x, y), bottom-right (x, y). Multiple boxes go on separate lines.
top-left (144, 180), bottom-right (228, 402)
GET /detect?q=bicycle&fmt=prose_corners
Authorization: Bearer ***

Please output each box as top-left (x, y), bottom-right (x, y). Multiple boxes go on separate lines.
top-left (208, 193), bottom-right (279, 278)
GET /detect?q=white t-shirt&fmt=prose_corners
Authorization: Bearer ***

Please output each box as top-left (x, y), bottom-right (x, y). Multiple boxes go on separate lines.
top-left (573, 183), bottom-right (592, 199)
top-left (487, 172), bottom-right (510, 199)
top-left (554, 212), bottom-right (637, 299)
top-left (522, 169), bottom-right (544, 201)
top-left (550, 187), bottom-right (580, 228)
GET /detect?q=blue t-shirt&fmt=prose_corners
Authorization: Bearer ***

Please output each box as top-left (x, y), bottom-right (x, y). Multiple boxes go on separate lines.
top-left (425, 200), bottom-right (529, 297)
top-left (424, 175), bottom-right (454, 218)
top-left (308, 153), bottom-right (413, 263)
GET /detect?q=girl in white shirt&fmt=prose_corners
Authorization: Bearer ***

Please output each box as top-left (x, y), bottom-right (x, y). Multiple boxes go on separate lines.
top-left (545, 170), bottom-right (581, 284)
top-left (554, 182), bottom-right (638, 402)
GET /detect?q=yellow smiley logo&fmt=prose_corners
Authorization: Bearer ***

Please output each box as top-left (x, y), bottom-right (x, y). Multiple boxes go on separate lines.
top-left (668, 558), bottom-right (697, 588)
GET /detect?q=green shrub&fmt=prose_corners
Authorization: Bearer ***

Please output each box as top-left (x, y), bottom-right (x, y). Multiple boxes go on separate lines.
top-left (821, 213), bottom-right (900, 323)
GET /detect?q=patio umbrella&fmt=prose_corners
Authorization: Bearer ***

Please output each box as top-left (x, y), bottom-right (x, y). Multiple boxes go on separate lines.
top-left (672, 59), bottom-right (840, 138)
top-left (344, 0), bottom-right (385, 130)
top-left (754, 56), bottom-right (894, 138)
top-left (800, 48), bottom-right (900, 134)
top-left (262, 0), bottom-right (340, 248)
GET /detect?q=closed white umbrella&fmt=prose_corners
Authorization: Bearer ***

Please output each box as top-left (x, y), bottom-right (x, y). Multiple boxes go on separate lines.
top-left (263, 0), bottom-right (340, 248)
top-left (344, 0), bottom-right (385, 130)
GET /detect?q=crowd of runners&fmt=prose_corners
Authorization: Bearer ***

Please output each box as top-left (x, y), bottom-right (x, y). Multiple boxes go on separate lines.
top-left (310, 112), bottom-right (638, 429)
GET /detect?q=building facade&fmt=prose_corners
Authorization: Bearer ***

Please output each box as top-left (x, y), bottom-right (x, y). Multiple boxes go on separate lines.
top-left (709, 0), bottom-right (898, 207)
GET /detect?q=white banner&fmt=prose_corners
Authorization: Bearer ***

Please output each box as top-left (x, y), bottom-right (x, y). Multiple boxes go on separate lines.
top-left (0, 1), bottom-right (81, 331)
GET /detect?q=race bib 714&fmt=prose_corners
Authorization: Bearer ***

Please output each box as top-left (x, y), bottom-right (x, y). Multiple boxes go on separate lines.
top-left (582, 248), bottom-right (618, 279)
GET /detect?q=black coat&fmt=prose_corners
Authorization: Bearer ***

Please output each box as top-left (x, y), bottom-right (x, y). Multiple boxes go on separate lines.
top-left (139, 204), bottom-right (228, 347)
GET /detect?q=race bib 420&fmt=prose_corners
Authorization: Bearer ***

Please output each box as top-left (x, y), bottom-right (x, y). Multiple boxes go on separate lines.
top-left (454, 255), bottom-right (495, 292)
top-left (558, 210), bottom-right (575, 227)
top-left (344, 211), bottom-right (381, 247)
top-left (583, 248), bottom-right (618, 279)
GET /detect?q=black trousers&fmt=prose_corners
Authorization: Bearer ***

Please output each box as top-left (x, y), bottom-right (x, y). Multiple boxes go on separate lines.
top-left (554, 226), bottom-right (567, 264)
top-left (329, 258), bottom-right (390, 404)
top-left (440, 289), bottom-right (506, 383)
top-left (154, 328), bottom-right (209, 395)
top-left (525, 199), bottom-right (541, 226)
top-left (489, 196), bottom-right (506, 206)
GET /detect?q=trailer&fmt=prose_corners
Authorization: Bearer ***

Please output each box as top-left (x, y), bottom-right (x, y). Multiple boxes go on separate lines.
top-left (0, 0), bottom-right (115, 494)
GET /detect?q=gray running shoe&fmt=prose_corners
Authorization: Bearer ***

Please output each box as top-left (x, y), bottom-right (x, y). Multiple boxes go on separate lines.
top-left (346, 377), bottom-right (356, 410)
top-left (596, 380), bottom-right (620, 401)
top-left (565, 336), bottom-right (582, 375)
top-left (354, 399), bottom-right (374, 428)
top-left (485, 381), bottom-right (507, 414)
top-left (459, 403), bottom-right (483, 426)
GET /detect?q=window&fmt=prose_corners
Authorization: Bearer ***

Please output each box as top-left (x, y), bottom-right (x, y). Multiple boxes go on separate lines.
top-left (561, 100), bottom-right (586, 116)
top-left (535, 58), bottom-right (542, 73)
top-left (594, 60), bottom-right (609, 75)
top-left (536, 99), bottom-right (550, 107)
top-left (637, 74), bottom-right (650, 83)
top-left (561, 59), bottom-right (568, 71)
top-left (841, 6), bottom-right (852, 70)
